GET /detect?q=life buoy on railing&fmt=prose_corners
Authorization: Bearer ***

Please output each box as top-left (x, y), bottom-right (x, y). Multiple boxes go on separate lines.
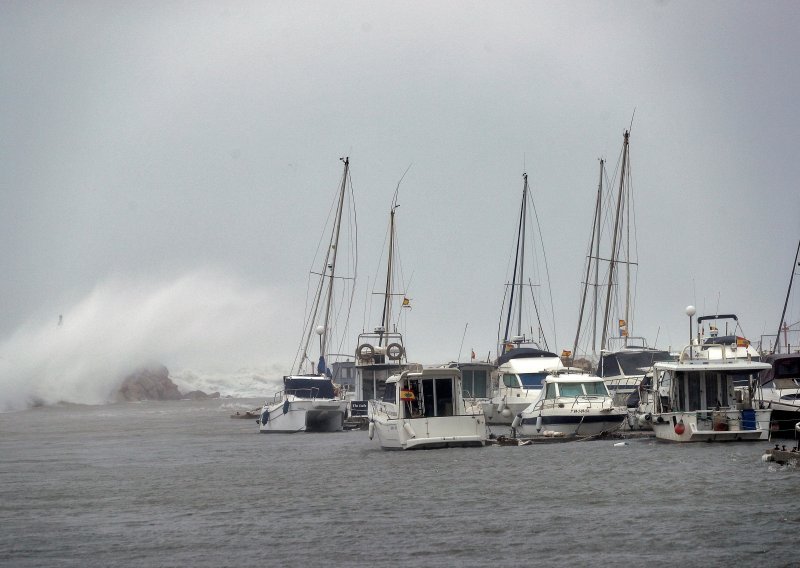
top-left (357, 343), bottom-right (375, 360)
top-left (386, 343), bottom-right (404, 361)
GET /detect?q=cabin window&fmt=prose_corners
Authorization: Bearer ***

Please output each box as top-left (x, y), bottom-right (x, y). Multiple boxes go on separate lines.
top-left (545, 383), bottom-right (557, 399)
top-left (462, 370), bottom-right (488, 398)
top-left (503, 374), bottom-right (518, 388)
top-left (675, 372), bottom-right (686, 411)
top-left (582, 382), bottom-right (609, 396)
top-left (519, 372), bottom-right (547, 388)
top-left (558, 383), bottom-right (583, 397)
top-left (421, 378), bottom-right (455, 417)
top-left (381, 383), bottom-right (396, 404)
top-left (687, 374), bottom-right (702, 411)
top-left (705, 373), bottom-right (720, 408)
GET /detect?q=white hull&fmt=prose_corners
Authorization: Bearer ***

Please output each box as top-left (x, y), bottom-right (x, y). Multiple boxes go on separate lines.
top-left (517, 408), bottom-right (626, 438)
top-left (650, 410), bottom-right (772, 442)
top-left (481, 391), bottom-right (541, 424)
top-left (259, 398), bottom-right (348, 433)
top-left (370, 413), bottom-right (487, 450)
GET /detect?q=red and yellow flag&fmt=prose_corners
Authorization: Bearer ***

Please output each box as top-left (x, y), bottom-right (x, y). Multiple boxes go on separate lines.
top-left (400, 389), bottom-right (415, 401)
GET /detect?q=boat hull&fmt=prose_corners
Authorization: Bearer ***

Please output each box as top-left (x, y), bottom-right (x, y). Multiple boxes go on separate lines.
top-left (650, 410), bottom-right (772, 442)
top-left (370, 415), bottom-right (487, 450)
top-left (517, 411), bottom-right (626, 437)
top-left (481, 395), bottom-right (540, 425)
top-left (258, 399), bottom-right (348, 433)
top-left (767, 406), bottom-right (800, 439)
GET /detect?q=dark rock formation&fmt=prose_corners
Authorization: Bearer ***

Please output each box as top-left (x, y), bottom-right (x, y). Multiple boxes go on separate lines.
top-left (183, 390), bottom-right (221, 400)
top-left (115, 364), bottom-right (183, 402)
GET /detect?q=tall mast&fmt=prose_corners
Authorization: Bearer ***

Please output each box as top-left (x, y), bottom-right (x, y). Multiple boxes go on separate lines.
top-left (320, 156), bottom-right (350, 358)
top-left (380, 200), bottom-right (398, 346)
top-left (518, 173), bottom-right (528, 338)
top-left (593, 160), bottom-right (603, 354)
top-left (773, 239), bottom-right (800, 353)
top-left (601, 130), bottom-right (629, 351)
top-left (503, 173), bottom-right (527, 344)
top-left (624, 152), bottom-right (631, 347)
top-left (572, 159), bottom-right (604, 360)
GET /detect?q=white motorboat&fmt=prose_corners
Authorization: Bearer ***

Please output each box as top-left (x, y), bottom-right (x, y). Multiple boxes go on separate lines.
top-left (639, 335), bottom-right (772, 442)
top-left (512, 369), bottom-right (626, 438)
top-left (368, 367), bottom-right (488, 450)
top-left (481, 346), bottom-right (563, 424)
top-left (258, 158), bottom-right (353, 433)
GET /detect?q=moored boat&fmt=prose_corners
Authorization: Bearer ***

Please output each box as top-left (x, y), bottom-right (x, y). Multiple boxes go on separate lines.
top-left (639, 312), bottom-right (772, 442)
top-left (756, 353), bottom-right (800, 438)
top-left (484, 171), bottom-right (559, 424)
top-left (512, 369), bottom-right (626, 438)
top-left (258, 158), bottom-right (353, 433)
top-left (368, 367), bottom-right (488, 450)
top-left (481, 346), bottom-right (563, 424)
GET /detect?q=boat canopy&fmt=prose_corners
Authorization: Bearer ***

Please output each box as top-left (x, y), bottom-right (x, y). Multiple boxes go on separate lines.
top-left (497, 347), bottom-right (558, 365)
top-left (599, 349), bottom-right (674, 376)
top-left (759, 353), bottom-right (800, 386)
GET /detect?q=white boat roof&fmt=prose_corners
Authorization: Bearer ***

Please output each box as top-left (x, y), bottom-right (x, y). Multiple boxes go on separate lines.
top-left (386, 367), bottom-right (460, 383)
top-left (544, 372), bottom-right (602, 383)
top-left (653, 359), bottom-right (772, 373)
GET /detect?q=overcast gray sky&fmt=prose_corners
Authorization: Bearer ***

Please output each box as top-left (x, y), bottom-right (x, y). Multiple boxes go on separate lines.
top-left (2, 1), bottom-right (799, 402)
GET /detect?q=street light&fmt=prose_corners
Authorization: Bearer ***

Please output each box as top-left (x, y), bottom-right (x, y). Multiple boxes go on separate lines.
top-left (686, 305), bottom-right (696, 359)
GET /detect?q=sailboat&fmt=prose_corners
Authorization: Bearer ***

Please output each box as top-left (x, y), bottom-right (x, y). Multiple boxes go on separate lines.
top-left (754, 239), bottom-right (800, 438)
top-left (571, 131), bottom-right (672, 415)
top-left (481, 172), bottom-right (563, 425)
top-left (349, 188), bottom-right (414, 428)
top-left (258, 158), bottom-right (354, 433)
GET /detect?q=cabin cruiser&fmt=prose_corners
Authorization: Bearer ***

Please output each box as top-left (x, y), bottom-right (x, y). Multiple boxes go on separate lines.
top-left (637, 342), bottom-right (771, 442)
top-left (755, 353), bottom-right (800, 438)
top-left (368, 367), bottom-right (488, 450)
top-left (481, 346), bottom-right (564, 424)
top-left (512, 369), bottom-right (626, 438)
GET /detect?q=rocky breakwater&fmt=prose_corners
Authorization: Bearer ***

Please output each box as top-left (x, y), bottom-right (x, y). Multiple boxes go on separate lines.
top-left (115, 364), bottom-right (220, 402)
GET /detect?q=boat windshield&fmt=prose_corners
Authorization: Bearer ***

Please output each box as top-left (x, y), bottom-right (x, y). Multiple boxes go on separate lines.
top-left (284, 378), bottom-right (335, 399)
top-left (519, 372), bottom-right (548, 388)
top-left (557, 382), bottom-right (609, 397)
top-left (606, 351), bottom-right (674, 376)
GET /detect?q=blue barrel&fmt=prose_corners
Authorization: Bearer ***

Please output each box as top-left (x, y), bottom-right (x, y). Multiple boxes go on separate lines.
top-left (741, 409), bottom-right (756, 430)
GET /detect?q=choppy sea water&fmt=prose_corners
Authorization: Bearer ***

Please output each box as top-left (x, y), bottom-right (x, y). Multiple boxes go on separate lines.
top-left (1, 399), bottom-right (798, 567)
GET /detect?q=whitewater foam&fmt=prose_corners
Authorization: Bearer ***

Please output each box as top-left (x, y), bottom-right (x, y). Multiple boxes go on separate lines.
top-left (0, 271), bottom-right (292, 411)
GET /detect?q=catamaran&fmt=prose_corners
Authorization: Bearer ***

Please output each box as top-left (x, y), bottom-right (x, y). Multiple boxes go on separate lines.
top-left (258, 158), bottom-right (354, 433)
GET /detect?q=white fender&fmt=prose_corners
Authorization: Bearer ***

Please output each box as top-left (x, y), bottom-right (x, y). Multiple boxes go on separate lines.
top-left (510, 414), bottom-right (522, 429)
top-left (535, 415), bottom-right (543, 432)
top-left (497, 399), bottom-right (506, 413)
top-left (501, 408), bottom-right (512, 418)
top-left (368, 421), bottom-right (374, 440)
top-left (402, 421), bottom-right (416, 439)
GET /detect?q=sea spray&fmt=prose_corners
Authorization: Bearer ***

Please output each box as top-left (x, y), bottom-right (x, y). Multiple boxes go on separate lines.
top-left (0, 271), bottom-right (290, 411)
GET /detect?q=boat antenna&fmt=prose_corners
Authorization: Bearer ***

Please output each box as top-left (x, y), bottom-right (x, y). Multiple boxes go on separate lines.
top-left (457, 322), bottom-right (469, 363)
top-left (772, 239), bottom-right (800, 354)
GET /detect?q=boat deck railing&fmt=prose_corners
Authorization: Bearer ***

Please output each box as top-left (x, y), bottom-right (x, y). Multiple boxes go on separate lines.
top-left (530, 396), bottom-right (614, 412)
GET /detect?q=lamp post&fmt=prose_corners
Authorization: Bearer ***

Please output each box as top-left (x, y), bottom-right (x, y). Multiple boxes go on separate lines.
top-left (686, 305), bottom-right (696, 359)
